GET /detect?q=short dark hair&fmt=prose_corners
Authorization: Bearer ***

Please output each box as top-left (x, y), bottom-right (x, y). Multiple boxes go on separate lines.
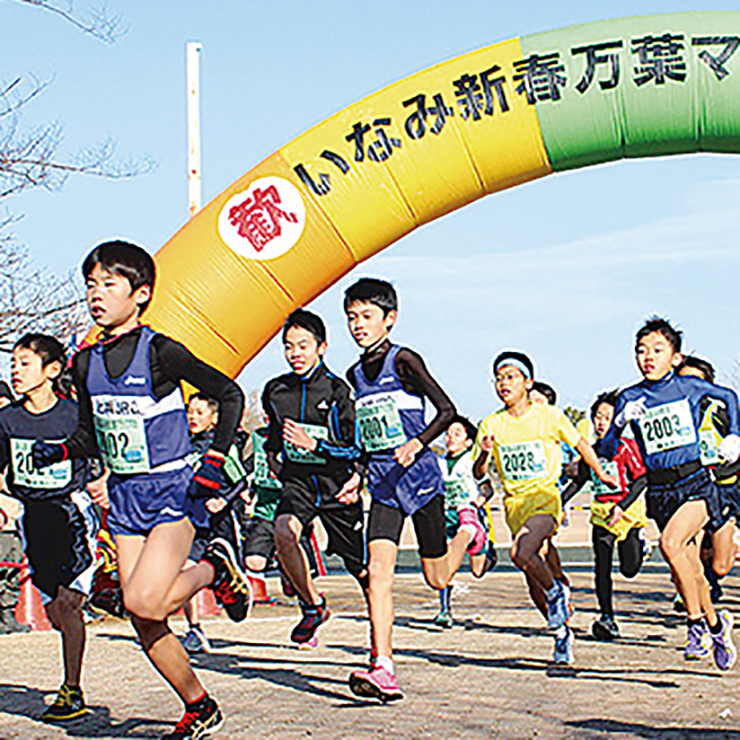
top-left (82, 240), bottom-right (156, 313)
top-left (531, 380), bottom-right (557, 405)
top-left (448, 414), bottom-right (478, 443)
top-left (282, 308), bottom-right (327, 344)
top-left (590, 389), bottom-right (620, 421)
top-left (188, 392), bottom-right (219, 413)
top-left (343, 278), bottom-right (397, 316)
top-left (14, 333), bottom-right (67, 395)
top-left (492, 351), bottom-right (535, 380)
top-left (636, 317), bottom-right (682, 353)
top-left (680, 355), bottom-right (715, 384)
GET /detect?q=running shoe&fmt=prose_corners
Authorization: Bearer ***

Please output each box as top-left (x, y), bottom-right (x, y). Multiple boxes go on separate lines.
top-left (290, 596), bottom-right (330, 643)
top-left (161, 696), bottom-right (223, 739)
top-left (298, 635), bottom-right (319, 650)
top-left (547, 581), bottom-right (571, 631)
top-left (553, 625), bottom-right (574, 665)
top-left (483, 542), bottom-right (498, 573)
top-left (684, 621), bottom-right (712, 660)
top-left (349, 666), bottom-right (404, 702)
top-left (711, 610), bottom-right (737, 671)
top-left (202, 538), bottom-right (253, 622)
top-left (181, 626), bottom-right (211, 654)
top-left (458, 506), bottom-right (488, 556)
top-left (41, 684), bottom-right (90, 722)
top-left (592, 614), bottom-right (620, 641)
top-left (433, 609), bottom-right (454, 629)
top-left (673, 593), bottom-right (686, 614)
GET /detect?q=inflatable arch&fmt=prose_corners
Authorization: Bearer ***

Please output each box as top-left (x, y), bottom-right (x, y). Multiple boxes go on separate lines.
top-left (145, 11), bottom-right (740, 377)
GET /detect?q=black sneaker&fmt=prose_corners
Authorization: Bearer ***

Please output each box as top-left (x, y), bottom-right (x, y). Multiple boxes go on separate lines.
top-left (202, 538), bottom-right (252, 622)
top-left (290, 596), bottom-right (330, 643)
top-left (41, 684), bottom-right (90, 722)
top-left (592, 614), bottom-right (620, 641)
top-left (483, 542), bottom-right (498, 573)
top-left (161, 696), bottom-right (224, 739)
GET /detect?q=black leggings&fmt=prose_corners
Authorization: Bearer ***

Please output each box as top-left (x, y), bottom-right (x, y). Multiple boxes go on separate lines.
top-left (592, 525), bottom-right (644, 619)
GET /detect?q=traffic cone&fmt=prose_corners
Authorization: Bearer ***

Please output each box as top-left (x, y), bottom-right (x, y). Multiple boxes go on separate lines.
top-left (15, 561), bottom-right (51, 632)
top-left (246, 571), bottom-right (274, 605)
top-left (195, 588), bottom-right (221, 617)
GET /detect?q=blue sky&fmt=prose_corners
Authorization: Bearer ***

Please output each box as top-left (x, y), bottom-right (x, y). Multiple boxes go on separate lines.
top-left (1, 0), bottom-right (739, 421)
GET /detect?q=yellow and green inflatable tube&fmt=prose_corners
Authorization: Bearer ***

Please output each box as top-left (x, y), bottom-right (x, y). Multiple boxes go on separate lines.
top-left (144, 11), bottom-right (740, 377)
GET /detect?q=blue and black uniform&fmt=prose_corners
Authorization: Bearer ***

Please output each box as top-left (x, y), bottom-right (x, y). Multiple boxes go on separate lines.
top-left (64, 325), bottom-right (244, 538)
top-left (348, 340), bottom-right (455, 559)
top-left (262, 361), bottom-right (365, 580)
top-left (0, 399), bottom-right (98, 602)
top-left (601, 372), bottom-right (740, 532)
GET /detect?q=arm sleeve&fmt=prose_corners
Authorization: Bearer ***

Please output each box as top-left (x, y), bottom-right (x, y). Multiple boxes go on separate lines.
top-left (154, 336), bottom-right (244, 455)
top-left (315, 380), bottom-right (361, 461)
top-left (561, 459), bottom-right (590, 505)
top-left (63, 352), bottom-right (100, 459)
top-left (599, 394), bottom-right (627, 460)
top-left (396, 348), bottom-right (456, 447)
top-left (701, 383), bottom-right (740, 436)
top-left (618, 474), bottom-right (647, 512)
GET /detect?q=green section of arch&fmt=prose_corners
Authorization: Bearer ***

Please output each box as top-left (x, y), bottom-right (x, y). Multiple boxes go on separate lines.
top-left (521, 11), bottom-right (740, 171)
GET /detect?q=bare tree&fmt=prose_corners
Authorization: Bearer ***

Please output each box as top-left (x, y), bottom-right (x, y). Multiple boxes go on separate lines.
top-left (13, 0), bottom-right (124, 43)
top-left (0, 1), bottom-right (152, 357)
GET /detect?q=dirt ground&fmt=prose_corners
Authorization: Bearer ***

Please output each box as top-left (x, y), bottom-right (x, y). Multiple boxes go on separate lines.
top-left (3, 553), bottom-right (740, 740)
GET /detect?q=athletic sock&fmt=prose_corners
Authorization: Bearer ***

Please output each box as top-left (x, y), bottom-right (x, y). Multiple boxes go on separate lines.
top-left (708, 617), bottom-right (722, 634)
top-left (545, 582), bottom-right (562, 601)
top-left (376, 655), bottom-right (395, 675)
top-left (687, 617), bottom-right (705, 630)
top-left (440, 586), bottom-right (451, 611)
top-left (186, 692), bottom-right (210, 713)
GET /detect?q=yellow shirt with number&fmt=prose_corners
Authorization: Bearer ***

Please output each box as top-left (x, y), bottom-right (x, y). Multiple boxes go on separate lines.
top-left (474, 403), bottom-right (581, 535)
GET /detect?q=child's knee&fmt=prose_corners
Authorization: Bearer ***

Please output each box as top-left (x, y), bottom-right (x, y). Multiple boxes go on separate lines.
top-left (659, 534), bottom-right (682, 562)
top-left (124, 587), bottom-right (166, 621)
top-left (274, 517), bottom-right (298, 549)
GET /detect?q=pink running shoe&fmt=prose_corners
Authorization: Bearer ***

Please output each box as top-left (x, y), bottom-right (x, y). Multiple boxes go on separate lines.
top-left (349, 666), bottom-right (404, 702)
top-left (458, 506), bottom-right (488, 556)
top-left (298, 635), bottom-right (319, 651)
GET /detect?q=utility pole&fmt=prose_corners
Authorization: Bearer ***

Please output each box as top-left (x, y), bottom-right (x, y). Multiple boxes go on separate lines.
top-left (187, 42), bottom-right (202, 219)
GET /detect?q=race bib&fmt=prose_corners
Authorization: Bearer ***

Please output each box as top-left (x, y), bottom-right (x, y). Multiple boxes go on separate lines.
top-left (638, 400), bottom-right (696, 456)
top-left (10, 438), bottom-right (72, 489)
top-left (253, 432), bottom-right (281, 488)
top-left (499, 441), bottom-right (546, 482)
top-left (699, 429), bottom-right (720, 467)
top-left (356, 395), bottom-right (407, 452)
top-left (284, 422), bottom-right (328, 464)
top-left (445, 478), bottom-right (471, 508)
top-left (94, 415), bottom-right (151, 475)
top-left (591, 460), bottom-right (619, 499)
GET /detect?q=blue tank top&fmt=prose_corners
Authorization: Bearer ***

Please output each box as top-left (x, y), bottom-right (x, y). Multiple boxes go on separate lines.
top-left (86, 326), bottom-right (192, 475)
top-left (350, 344), bottom-right (444, 515)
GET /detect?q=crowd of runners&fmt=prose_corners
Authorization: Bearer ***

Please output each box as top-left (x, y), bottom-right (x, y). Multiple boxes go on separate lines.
top-left (1, 239), bottom-right (739, 739)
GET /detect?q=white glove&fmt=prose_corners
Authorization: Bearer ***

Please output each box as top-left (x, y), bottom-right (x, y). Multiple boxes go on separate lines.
top-left (615, 397), bottom-right (647, 427)
top-left (718, 434), bottom-right (740, 464)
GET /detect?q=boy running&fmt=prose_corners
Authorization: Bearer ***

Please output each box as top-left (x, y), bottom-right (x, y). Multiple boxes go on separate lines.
top-left (435, 414), bottom-right (494, 628)
top-left (33, 241), bottom-right (250, 739)
top-left (601, 318), bottom-right (740, 667)
top-left (263, 309), bottom-right (368, 645)
top-left (343, 278), bottom-right (487, 701)
top-left (561, 390), bottom-right (648, 640)
top-left (473, 351), bottom-right (617, 665)
top-left (0, 334), bottom-right (100, 722)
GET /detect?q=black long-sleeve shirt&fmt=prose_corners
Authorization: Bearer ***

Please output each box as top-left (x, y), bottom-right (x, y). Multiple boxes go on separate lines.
top-left (66, 326), bottom-right (244, 459)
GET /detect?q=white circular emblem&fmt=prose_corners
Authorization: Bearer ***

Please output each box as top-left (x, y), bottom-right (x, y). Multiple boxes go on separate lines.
top-left (218, 176), bottom-right (306, 260)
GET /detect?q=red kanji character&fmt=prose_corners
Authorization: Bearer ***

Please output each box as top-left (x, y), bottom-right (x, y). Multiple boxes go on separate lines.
top-left (228, 185), bottom-right (298, 252)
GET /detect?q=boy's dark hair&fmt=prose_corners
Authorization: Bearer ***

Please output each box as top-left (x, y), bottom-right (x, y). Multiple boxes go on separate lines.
top-left (492, 350), bottom-right (534, 380)
top-left (449, 414), bottom-right (478, 444)
top-left (590, 389), bottom-right (620, 421)
top-left (635, 316), bottom-right (682, 353)
top-left (82, 240), bottom-right (156, 314)
top-left (531, 380), bottom-right (557, 405)
top-left (680, 355), bottom-right (715, 384)
top-left (343, 278), bottom-right (398, 316)
top-left (189, 392), bottom-right (219, 414)
top-left (282, 308), bottom-right (327, 345)
top-left (14, 334), bottom-right (67, 395)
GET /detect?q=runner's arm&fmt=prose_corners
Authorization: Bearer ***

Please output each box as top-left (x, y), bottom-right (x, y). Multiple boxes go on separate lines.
top-left (314, 380), bottom-right (361, 461)
top-left (561, 459), bottom-right (589, 506)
